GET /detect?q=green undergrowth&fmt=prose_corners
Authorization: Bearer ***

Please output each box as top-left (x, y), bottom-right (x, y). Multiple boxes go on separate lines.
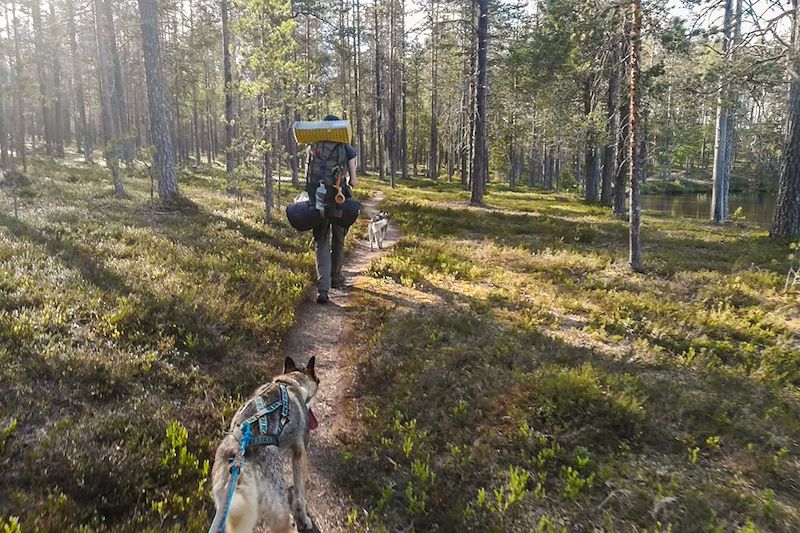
top-left (0, 156), bottom-right (323, 530)
top-left (337, 177), bottom-right (800, 532)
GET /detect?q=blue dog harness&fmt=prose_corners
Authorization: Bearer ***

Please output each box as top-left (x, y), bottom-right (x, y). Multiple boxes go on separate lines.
top-left (233, 382), bottom-right (291, 446)
top-left (211, 382), bottom-right (291, 533)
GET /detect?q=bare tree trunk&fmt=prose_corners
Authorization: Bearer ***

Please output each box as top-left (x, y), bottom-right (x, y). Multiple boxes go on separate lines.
top-left (261, 94), bottom-right (273, 221)
top-left (601, 33), bottom-right (621, 206)
top-left (32, 1), bottom-right (53, 155)
top-left (613, 100), bottom-right (630, 219)
top-left (285, 105), bottom-right (299, 186)
top-left (467, 0), bottom-right (477, 188)
top-left (11, 2), bottom-right (25, 170)
top-left (374, 0), bottom-right (385, 179)
top-left (388, 0), bottom-right (397, 187)
top-left (771, 2), bottom-right (800, 238)
top-left (724, 0), bottom-right (743, 182)
top-left (584, 77), bottom-right (601, 202)
top-left (94, 0), bottom-right (124, 196)
top-left (222, 0), bottom-right (236, 188)
top-left (0, 5), bottom-right (9, 169)
top-left (629, 0), bottom-right (643, 271)
top-left (190, 1), bottom-right (201, 165)
top-left (101, 0), bottom-right (132, 162)
top-left (138, 0), bottom-right (178, 201)
top-left (470, 0), bottom-right (488, 206)
top-left (67, 0), bottom-right (90, 162)
top-left (427, 0), bottom-right (439, 180)
top-left (710, 0), bottom-right (734, 224)
top-left (354, 0), bottom-right (366, 166)
top-left (49, 1), bottom-right (65, 158)
top-left (205, 65), bottom-right (214, 165)
top-left (400, 0), bottom-right (408, 181)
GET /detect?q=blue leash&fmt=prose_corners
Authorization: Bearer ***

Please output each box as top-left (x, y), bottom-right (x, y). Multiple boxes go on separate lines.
top-left (212, 422), bottom-right (252, 533)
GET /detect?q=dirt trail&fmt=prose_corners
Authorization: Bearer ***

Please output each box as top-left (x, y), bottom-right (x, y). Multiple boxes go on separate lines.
top-left (277, 191), bottom-right (399, 532)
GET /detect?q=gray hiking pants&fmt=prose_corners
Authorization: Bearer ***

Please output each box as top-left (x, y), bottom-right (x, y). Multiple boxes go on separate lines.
top-left (313, 220), bottom-right (347, 294)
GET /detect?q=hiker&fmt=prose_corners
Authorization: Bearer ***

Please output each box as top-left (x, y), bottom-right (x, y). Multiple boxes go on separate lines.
top-left (308, 115), bottom-right (359, 304)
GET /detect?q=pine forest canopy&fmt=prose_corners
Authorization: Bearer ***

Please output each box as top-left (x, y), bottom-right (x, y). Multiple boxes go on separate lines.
top-left (0, 0), bottom-right (797, 234)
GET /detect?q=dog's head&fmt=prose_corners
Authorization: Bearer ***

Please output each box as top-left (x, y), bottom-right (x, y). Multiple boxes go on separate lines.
top-left (371, 212), bottom-right (390, 222)
top-left (282, 356), bottom-right (319, 402)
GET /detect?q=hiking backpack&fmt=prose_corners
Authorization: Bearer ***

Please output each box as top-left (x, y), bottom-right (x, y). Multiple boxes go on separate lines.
top-left (306, 141), bottom-right (350, 218)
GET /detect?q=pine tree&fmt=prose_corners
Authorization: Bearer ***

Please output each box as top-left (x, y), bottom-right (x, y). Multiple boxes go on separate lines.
top-left (138, 0), bottom-right (178, 201)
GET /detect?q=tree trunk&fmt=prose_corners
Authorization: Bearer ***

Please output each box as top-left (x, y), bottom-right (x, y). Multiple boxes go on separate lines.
top-left (222, 0), bottom-right (236, 188)
top-left (286, 106), bottom-right (299, 186)
top-left (138, 0), bottom-right (178, 201)
top-left (467, 0), bottom-right (477, 188)
top-left (32, 1), bottom-right (53, 156)
top-left (388, 0), bottom-right (398, 187)
top-left (94, 0), bottom-right (124, 196)
top-left (613, 99), bottom-right (630, 219)
top-left (601, 33), bottom-right (621, 206)
top-left (102, 0), bottom-right (132, 162)
top-left (0, 58), bottom-right (7, 170)
top-left (629, 0), bottom-right (643, 271)
top-left (354, 0), bottom-right (366, 168)
top-left (710, 0), bottom-right (734, 224)
top-left (261, 94), bottom-right (273, 221)
top-left (427, 0), bottom-right (439, 180)
top-left (9, 2), bottom-right (24, 170)
top-left (470, 0), bottom-right (488, 206)
top-left (400, 0), bottom-right (408, 181)
top-left (584, 77), bottom-right (600, 202)
top-left (770, 3), bottom-right (800, 238)
top-left (67, 0), bottom-right (91, 162)
top-left (49, 1), bottom-right (65, 158)
top-left (374, 0), bottom-right (385, 179)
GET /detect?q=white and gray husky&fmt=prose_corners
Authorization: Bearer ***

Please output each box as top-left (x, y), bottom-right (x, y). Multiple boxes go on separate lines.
top-left (209, 357), bottom-right (320, 533)
top-left (368, 212), bottom-right (390, 251)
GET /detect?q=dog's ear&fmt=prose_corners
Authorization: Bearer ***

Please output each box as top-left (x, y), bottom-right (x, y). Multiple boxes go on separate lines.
top-left (304, 356), bottom-right (317, 379)
top-left (284, 356), bottom-right (297, 373)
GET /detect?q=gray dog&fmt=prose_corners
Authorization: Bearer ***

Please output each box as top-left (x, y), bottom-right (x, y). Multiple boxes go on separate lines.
top-left (209, 357), bottom-right (319, 533)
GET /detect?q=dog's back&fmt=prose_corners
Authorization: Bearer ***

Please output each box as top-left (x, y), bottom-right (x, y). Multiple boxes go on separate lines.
top-left (209, 358), bottom-right (319, 533)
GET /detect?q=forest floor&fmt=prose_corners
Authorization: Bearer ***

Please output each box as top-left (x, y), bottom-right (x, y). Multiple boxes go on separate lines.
top-left (1, 159), bottom-right (799, 532)
top-left (311, 178), bottom-right (800, 532)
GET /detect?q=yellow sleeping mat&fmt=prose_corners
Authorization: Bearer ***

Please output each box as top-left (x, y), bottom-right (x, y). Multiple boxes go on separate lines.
top-left (293, 120), bottom-right (352, 145)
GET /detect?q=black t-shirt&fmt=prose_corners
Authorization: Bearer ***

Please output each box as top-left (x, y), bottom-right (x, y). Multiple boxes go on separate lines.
top-left (344, 144), bottom-right (357, 161)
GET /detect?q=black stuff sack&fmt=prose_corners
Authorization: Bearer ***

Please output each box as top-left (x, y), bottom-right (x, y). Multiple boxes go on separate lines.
top-left (330, 198), bottom-right (361, 228)
top-left (286, 201), bottom-right (323, 231)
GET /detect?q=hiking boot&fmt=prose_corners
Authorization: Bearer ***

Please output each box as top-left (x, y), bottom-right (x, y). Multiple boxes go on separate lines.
top-left (316, 292), bottom-right (329, 304)
top-left (331, 276), bottom-right (346, 289)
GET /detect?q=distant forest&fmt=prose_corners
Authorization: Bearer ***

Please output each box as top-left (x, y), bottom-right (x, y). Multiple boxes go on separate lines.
top-left (0, 0), bottom-right (798, 234)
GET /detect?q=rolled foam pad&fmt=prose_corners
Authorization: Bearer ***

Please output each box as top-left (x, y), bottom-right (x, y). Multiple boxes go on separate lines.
top-left (286, 201), bottom-right (323, 231)
top-left (293, 120), bottom-right (353, 145)
top-left (331, 198), bottom-right (361, 228)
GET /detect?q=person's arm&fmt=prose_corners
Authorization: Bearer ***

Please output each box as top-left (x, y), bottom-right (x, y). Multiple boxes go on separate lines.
top-left (348, 156), bottom-right (358, 188)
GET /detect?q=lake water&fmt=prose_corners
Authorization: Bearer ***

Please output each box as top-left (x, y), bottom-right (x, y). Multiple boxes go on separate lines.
top-left (641, 193), bottom-right (777, 228)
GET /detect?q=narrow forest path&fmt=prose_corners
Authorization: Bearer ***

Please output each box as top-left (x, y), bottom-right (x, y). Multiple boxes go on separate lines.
top-left (272, 191), bottom-right (400, 532)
